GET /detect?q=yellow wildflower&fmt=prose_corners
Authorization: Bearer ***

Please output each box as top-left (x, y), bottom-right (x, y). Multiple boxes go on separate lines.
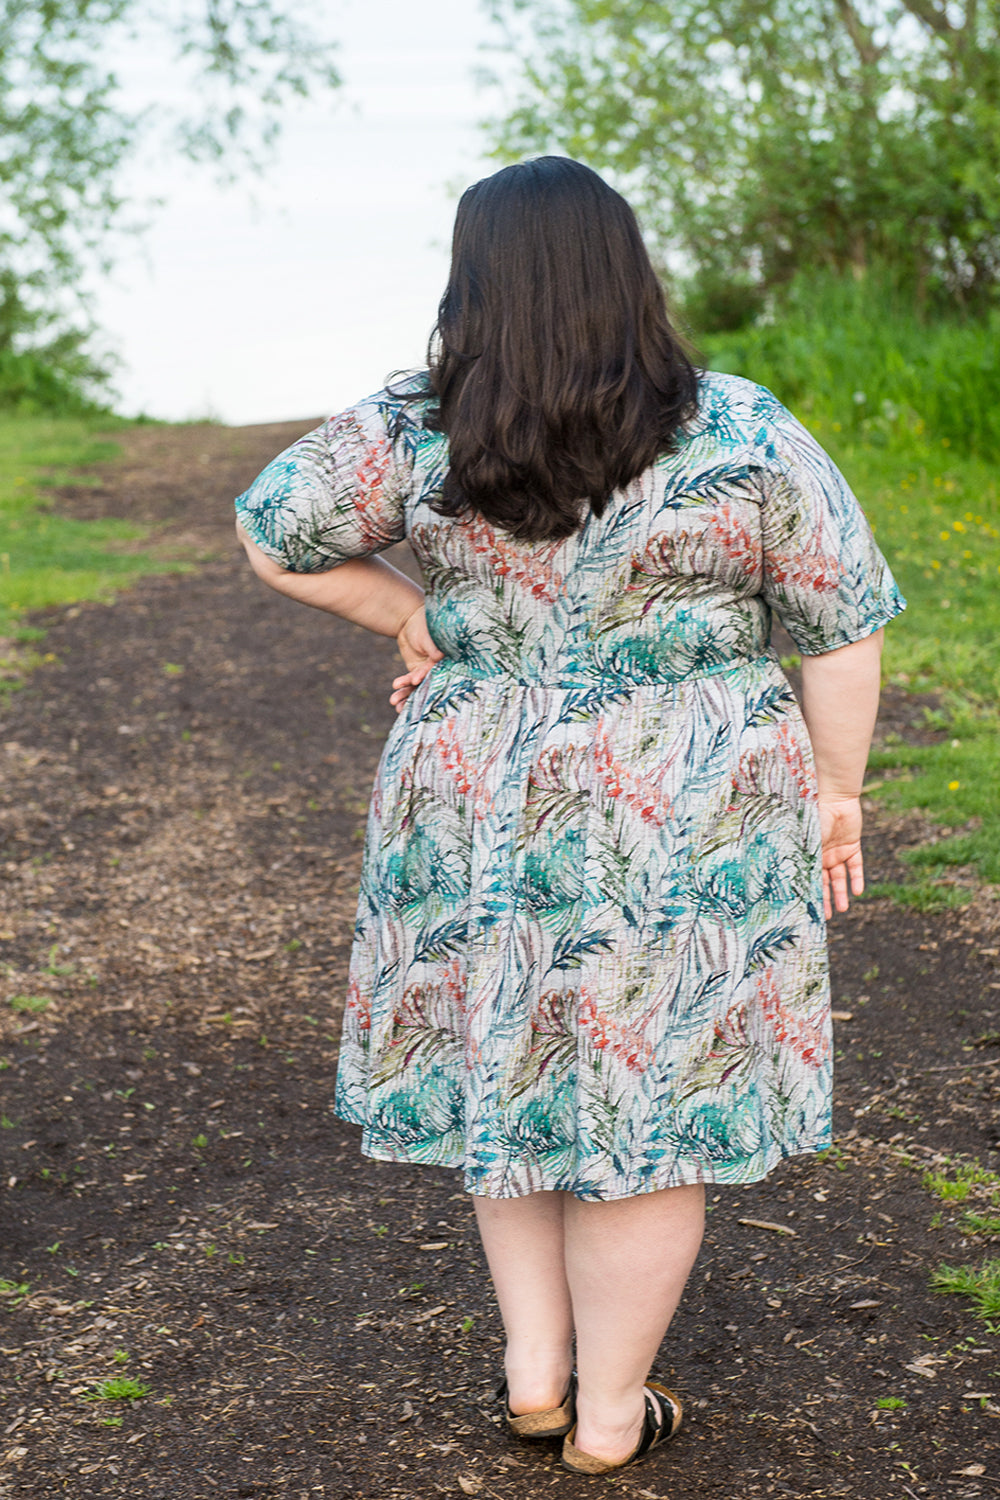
top-left (948, 780), bottom-right (960, 791)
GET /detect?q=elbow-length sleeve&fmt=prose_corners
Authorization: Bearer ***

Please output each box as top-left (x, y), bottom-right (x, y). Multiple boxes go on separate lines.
top-left (234, 390), bottom-right (412, 572)
top-left (756, 402), bottom-right (906, 655)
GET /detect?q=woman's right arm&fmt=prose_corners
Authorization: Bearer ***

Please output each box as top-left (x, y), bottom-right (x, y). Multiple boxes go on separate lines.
top-left (236, 523), bottom-right (443, 707)
top-left (798, 628), bottom-right (883, 919)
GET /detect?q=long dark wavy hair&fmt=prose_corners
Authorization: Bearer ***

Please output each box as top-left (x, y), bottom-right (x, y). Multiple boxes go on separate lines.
top-left (417, 156), bottom-right (699, 543)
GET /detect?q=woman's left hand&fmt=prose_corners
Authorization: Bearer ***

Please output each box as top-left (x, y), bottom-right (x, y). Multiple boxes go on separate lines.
top-left (390, 605), bottom-right (444, 712)
top-left (818, 793), bottom-right (864, 919)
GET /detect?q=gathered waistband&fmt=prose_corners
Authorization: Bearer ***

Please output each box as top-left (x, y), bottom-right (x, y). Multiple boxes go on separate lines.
top-left (428, 651), bottom-right (783, 694)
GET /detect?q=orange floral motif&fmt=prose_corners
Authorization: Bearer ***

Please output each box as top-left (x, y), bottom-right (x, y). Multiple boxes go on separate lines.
top-left (434, 719), bottom-right (494, 817)
top-left (628, 532), bottom-right (675, 582)
top-left (756, 969), bottom-right (829, 1070)
top-left (709, 503), bottom-right (759, 574)
top-left (463, 516), bottom-right (564, 603)
top-left (348, 432), bottom-right (396, 548)
top-left (628, 511), bottom-right (758, 590)
top-left (766, 540), bottom-right (842, 594)
top-left (731, 724), bottom-right (815, 806)
top-left (345, 976), bottom-right (371, 1033)
top-left (435, 718), bottom-right (473, 794)
top-left (397, 959), bottom-right (467, 1029)
top-left (577, 986), bottom-right (654, 1073)
top-left (594, 722), bottom-right (673, 826)
top-left (774, 722), bottom-right (815, 801)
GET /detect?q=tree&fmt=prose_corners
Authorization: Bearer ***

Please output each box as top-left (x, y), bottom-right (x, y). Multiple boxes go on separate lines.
top-left (487, 0), bottom-right (1000, 324)
top-left (0, 0), bottom-right (340, 404)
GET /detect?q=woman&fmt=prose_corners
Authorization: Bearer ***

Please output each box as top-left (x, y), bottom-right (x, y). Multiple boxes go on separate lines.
top-left (235, 157), bottom-right (904, 1476)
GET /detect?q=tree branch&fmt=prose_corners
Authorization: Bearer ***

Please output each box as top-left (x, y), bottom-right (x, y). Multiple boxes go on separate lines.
top-left (834, 0), bottom-right (887, 65)
top-left (898, 0), bottom-right (957, 36)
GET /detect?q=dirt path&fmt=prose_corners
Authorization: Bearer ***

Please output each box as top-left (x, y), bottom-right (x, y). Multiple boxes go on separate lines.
top-left (1, 422), bottom-right (998, 1499)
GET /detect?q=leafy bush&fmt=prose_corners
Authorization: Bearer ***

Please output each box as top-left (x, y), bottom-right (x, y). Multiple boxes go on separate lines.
top-left (702, 270), bottom-right (1000, 463)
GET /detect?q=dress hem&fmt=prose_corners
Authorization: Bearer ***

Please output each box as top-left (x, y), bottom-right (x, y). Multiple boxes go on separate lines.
top-left (333, 1110), bottom-right (833, 1200)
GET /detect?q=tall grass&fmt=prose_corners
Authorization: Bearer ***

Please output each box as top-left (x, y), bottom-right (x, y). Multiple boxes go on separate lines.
top-left (704, 273), bottom-right (1000, 885)
top-left (702, 271), bottom-right (1000, 462)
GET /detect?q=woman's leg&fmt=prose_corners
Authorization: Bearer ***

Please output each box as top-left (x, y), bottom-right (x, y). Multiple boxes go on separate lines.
top-left (473, 1181), bottom-right (704, 1448)
top-left (473, 1191), bottom-right (575, 1413)
top-left (565, 1184), bottom-right (705, 1463)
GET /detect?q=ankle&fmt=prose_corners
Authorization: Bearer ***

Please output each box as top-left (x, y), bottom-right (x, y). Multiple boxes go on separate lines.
top-left (503, 1347), bottom-right (574, 1414)
top-left (571, 1390), bottom-right (646, 1464)
top-left (575, 1386), bottom-right (646, 1433)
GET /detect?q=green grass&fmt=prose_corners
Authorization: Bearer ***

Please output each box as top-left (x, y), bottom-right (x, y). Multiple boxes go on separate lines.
top-left (925, 1159), bottom-right (1000, 1327)
top-left (818, 425), bottom-right (1000, 884)
top-left (80, 1376), bottom-right (151, 1403)
top-left (8, 994), bottom-right (52, 1014)
top-left (860, 880), bottom-right (974, 913)
top-left (0, 415), bottom-right (187, 646)
top-left (930, 1261), bottom-right (1000, 1322)
top-left (923, 1161), bottom-right (1000, 1204)
top-left (707, 280), bottom-right (1000, 886)
top-left (960, 1213), bottom-right (1000, 1239)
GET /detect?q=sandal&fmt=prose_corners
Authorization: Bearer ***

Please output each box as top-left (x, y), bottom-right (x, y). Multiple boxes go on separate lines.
top-left (561, 1380), bottom-right (682, 1475)
top-left (496, 1371), bottom-right (577, 1440)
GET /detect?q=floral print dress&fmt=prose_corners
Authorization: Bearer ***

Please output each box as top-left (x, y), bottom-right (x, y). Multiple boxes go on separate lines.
top-left (235, 370), bottom-right (905, 1200)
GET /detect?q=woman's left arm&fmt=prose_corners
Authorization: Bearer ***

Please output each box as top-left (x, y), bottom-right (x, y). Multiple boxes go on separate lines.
top-left (236, 523), bottom-right (442, 704)
top-left (799, 629), bottom-right (883, 918)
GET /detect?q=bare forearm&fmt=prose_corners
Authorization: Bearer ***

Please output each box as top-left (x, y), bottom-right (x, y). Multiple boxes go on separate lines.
top-left (799, 630), bottom-right (883, 798)
top-left (236, 524), bottom-right (424, 638)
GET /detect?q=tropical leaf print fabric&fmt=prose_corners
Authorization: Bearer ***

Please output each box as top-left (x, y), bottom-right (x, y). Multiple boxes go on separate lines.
top-left (235, 370), bottom-right (905, 1200)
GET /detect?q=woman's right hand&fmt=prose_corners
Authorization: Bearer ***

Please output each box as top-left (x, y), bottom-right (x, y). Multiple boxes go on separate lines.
top-left (818, 793), bottom-right (864, 919)
top-left (390, 604), bottom-right (444, 713)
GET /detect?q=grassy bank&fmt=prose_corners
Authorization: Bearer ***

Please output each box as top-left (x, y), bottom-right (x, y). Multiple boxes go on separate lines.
top-left (0, 417), bottom-right (187, 679)
top-left (822, 428), bottom-right (998, 885)
top-left (707, 277), bottom-right (1000, 886)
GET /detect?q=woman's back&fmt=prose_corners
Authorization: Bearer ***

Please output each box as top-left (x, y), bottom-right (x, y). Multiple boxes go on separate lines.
top-left (239, 367), bottom-right (898, 689)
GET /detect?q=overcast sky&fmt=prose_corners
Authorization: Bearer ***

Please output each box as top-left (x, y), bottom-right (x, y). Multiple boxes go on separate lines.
top-left (93, 1), bottom-right (502, 426)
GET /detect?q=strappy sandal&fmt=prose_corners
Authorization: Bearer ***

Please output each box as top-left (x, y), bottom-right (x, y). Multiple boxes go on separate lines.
top-left (561, 1380), bottom-right (682, 1475)
top-left (496, 1371), bottom-right (577, 1440)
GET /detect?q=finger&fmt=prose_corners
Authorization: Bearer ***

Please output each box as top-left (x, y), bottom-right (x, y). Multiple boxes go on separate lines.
top-left (398, 658), bottom-right (439, 687)
top-left (821, 868), bottom-right (832, 921)
top-left (828, 860), bottom-right (851, 913)
top-left (848, 850), bottom-right (865, 896)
